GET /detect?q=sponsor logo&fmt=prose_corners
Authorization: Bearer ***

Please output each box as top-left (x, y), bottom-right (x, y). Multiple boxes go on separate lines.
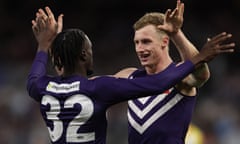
top-left (46, 81), bottom-right (80, 93)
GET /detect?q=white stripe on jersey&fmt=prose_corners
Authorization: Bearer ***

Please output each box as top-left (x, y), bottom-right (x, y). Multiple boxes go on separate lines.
top-left (128, 90), bottom-right (169, 119)
top-left (128, 93), bottom-right (183, 134)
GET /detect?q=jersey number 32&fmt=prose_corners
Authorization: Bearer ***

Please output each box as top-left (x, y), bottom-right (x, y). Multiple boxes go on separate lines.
top-left (41, 94), bottom-right (95, 143)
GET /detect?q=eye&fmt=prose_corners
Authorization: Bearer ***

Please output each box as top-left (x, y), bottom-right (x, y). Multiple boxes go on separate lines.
top-left (134, 40), bottom-right (139, 45)
top-left (141, 39), bottom-right (151, 44)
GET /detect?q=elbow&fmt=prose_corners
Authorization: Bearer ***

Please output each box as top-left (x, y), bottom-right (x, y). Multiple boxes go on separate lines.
top-left (189, 68), bottom-right (211, 88)
top-left (199, 68), bottom-right (210, 82)
top-left (195, 63), bottom-right (211, 85)
top-left (26, 76), bottom-right (36, 97)
top-left (26, 80), bottom-right (32, 96)
top-left (195, 70), bottom-right (210, 88)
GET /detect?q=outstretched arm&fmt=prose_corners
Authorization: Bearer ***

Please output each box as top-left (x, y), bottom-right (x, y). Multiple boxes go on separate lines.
top-left (96, 34), bottom-right (235, 103)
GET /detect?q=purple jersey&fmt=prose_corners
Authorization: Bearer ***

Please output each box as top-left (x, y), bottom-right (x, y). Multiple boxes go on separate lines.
top-left (27, 52), bottom-right (194, 144)
top-left (128, 68), bottom-right (197, 144)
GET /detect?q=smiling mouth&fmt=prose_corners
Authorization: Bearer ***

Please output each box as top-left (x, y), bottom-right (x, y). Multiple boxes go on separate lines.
top-left (139, 53), bottom-right (150, 61)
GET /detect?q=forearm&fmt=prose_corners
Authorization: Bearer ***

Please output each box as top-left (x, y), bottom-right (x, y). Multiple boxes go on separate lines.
top-left (171, 30), bottom-right (198, 60)
top-left (27, 51), bottom-right (48, 97)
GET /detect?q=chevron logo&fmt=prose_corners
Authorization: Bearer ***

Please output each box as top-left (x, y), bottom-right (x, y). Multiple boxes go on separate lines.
top-left (128, 91), bottom-right (183, 134)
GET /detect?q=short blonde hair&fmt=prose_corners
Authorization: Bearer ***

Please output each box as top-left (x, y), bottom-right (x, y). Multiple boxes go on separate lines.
top-left (133, 12), bottom-right (165, 31)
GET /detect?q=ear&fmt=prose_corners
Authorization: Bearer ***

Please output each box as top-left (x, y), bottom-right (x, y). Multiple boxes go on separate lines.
top-left (55, 66), bottom-right (64, 76)
top-left (80, 49), bottom-right (87, 61)
top-left (162, 36), bottom-right (169, 48)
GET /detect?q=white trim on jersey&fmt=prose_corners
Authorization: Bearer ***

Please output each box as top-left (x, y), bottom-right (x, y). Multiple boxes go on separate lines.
top-left (128, 88), bottom-right (173, 119)
top-left (128, 93), bottom-right (183, 134)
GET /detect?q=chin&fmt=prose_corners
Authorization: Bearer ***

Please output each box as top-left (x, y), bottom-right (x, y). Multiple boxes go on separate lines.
top-left (141, 61), bottom-right (156, 68)
top-left (141, 63), bottom-right (149, 67)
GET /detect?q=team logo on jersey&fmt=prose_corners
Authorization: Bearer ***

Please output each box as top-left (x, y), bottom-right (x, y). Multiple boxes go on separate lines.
top-left (128, 88), bottom-right (183, 134)
top-left (46, 81), bottom-right (80, 93)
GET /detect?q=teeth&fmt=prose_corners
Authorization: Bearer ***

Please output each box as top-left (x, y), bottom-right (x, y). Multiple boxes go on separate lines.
top-left (142, 54), bottom-right (149, 58)
top-left (138, 52), bottom-right (150, 59)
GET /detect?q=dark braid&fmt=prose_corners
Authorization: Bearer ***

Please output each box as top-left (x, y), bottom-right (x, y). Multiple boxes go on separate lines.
top-left (51, 29), bottom-right (86, 74)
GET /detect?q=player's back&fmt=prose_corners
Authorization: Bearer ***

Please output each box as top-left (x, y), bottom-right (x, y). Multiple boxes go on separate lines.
top-left (30, 75), bottom-right (112, 144)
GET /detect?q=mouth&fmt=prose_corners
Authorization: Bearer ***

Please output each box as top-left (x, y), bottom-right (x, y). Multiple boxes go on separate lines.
top-left (138, 53), bottom-right (151, 62)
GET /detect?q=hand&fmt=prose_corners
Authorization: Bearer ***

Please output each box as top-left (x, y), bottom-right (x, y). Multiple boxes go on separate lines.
top-left (157, 0), bottom-right (184, 35)
top-left (32, 6), bottom-right (63, 52)
top-left (191, 32), bottom-right (235, 64)
top-left (44, 6), bottom-right (63, 34)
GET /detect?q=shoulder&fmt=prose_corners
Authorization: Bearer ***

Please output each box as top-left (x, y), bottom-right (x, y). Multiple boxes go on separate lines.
top-left (114, 67), bottom-right (138, 78)
top-left (88, 76), bottom-right (101, 80)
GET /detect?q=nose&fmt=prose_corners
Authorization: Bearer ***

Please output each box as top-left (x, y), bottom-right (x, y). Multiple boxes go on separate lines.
top-left (135, 43), bottom-right (144, 53)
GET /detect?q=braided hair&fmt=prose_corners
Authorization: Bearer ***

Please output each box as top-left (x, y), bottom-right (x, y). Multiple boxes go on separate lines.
top-left (51, 29), bottom-right (87, 75)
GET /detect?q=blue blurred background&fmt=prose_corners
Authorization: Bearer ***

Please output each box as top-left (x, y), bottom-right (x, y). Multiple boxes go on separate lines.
top-left (0, 0), bottom-right (240, 143)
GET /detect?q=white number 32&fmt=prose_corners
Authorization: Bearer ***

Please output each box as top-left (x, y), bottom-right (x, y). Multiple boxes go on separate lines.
top-left (41, 94), bottom-right (95, 143)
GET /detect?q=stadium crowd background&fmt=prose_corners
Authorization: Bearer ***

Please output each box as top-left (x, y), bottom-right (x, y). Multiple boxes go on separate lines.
top-left (0, 0), bottom-right (240, 143)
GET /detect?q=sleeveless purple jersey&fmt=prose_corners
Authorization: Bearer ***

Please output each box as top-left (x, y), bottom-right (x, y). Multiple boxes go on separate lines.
top-left (27, 52), bottom-right (194, 144)
top-left (128, 68), bottom-right (197, 144)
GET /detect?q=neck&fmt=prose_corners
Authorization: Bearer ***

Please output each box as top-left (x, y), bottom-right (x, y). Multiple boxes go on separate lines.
top-left (145, 56), bottom-right (173, 75)
top-left (62, 67), bottom-right (88, 78)
top-left (63, 71), bottom-right (87, 78)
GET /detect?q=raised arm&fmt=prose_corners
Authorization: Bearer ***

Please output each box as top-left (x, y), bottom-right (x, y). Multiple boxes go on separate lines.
top-left (27, 7), bottom-right (63, 100)
top-left (158, 0), bottom-right (210, 89)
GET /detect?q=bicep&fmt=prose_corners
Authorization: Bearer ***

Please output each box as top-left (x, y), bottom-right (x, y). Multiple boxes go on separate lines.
top-left (178, 73), bottom-right (207, 89)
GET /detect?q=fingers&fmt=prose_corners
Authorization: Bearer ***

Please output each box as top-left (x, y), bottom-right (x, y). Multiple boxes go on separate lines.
top-left (218, 43), bottom-right (235, 52)
top-left (209, 32), bottom-right (227, 41)
top-left (170, 7), bottom-right (178, 18)
top-left (178, 2), bottom-right (184, 17)
top-left (57, 14), bottom-right (64, 33)
top-left (34, 10), bottom-right (46, 30)
top-left (176, 0), bottom-right (181, 13)
top-left (32, 10), bottom-right (47, 35)
top-left (157, 9), bottom-right (169, 32)
top-left (32, 6), bottom-right (63, 34)
top-left (36, 16), bottom-right (46, 32)
top-left (206, 32), bottom-right (235, 54)
top-left (45, 6), bottom-right (55, 19)
top-left (163, 9), bottom-right (172, 23)
top-left (171, 0), bottom-right (184, 18)
top-left (210, 32), bottom-right (233, 45)
top-left (32, 13), bottom-right (42, 34)
top-left (32, 20), bottom-right (38, 35)
top-left (165, 9), bottom-right (171, 19)
top-left (45, 6), bottom-right (56, 24)
top-left (176, 0), bottom-right (181, 8)
top-left (38, 8), bottom-right (48, 21)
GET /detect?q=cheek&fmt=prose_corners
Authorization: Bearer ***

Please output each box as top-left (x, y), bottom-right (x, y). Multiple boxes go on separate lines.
top-left (150, 50), bottom-right (161, 62)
